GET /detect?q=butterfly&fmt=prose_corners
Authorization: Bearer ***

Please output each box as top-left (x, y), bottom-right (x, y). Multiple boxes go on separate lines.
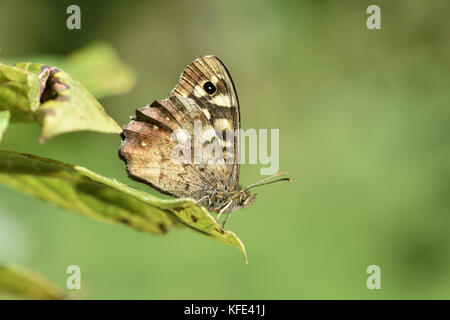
top-left (119, 56), bottom-right (289, 229)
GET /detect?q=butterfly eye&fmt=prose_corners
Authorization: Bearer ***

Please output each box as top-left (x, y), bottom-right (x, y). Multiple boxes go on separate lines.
top-left (203, 81), bottom-right (216, 94)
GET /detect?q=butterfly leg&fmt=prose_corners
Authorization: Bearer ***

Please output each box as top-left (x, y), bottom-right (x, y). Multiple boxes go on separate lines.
top-left (215, 206), bottom-right (226, 223)
top-left (216, 200), bottom-right (233, 231)
top-left (196, 195), bottom-right (209, 206)
top-left (221, 211), bottom-right (233, 230)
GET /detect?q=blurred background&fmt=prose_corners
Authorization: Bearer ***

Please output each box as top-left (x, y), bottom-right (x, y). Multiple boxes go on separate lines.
top-left (1, 0), bottom-right (450, 299)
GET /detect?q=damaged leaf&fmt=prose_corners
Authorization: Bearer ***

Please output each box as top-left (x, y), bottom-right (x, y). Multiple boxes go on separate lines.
top-left (0, 62), bottom-right (122, 142)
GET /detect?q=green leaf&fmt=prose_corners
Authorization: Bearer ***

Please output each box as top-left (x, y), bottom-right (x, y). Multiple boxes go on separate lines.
top-left (0, 42), bottom-right (136, 99)
top-left (0, 151), bottom-right (247, 262)
top-left (0, 265), bottom-right (66, 300)
top-left (0, 62), bottom-right (122, 142)
top-left (62, 42), bottom-right (136, 99)
top-left (0, 110), bottom-right (10, 141)
top-left (0, 63), bottom-right (40, 122)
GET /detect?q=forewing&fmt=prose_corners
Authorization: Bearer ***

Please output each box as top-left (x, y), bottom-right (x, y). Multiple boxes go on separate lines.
top-left (171, 56), bottom-right (241, 191)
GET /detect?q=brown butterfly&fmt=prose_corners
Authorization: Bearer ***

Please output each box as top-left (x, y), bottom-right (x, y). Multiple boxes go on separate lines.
top-left (119, 56), bottom-right (289, 229)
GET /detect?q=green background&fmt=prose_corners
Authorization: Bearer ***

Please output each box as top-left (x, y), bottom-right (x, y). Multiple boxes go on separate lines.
top-left (1, 0), bottom-right (450, 299)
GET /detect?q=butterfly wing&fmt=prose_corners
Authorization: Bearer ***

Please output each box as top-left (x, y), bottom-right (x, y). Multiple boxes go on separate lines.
top-left (171, 56), bottom-right (241, 191)
top-left (120, 117), bottom-right (210, 199)
top-left (120, 56), bottom-right (240, 200)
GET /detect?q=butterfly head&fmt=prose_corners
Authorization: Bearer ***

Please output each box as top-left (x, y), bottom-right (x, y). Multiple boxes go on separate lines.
top-left (234, 187), bottom-right (256, 210)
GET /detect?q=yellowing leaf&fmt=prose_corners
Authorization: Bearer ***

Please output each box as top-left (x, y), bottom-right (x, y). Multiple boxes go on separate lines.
top-left (0, 110), bottom-right (10, 141)
top-left (0, 151), bottom-right (247, 262)
top-left (0, 265), bottom-right (66, 300)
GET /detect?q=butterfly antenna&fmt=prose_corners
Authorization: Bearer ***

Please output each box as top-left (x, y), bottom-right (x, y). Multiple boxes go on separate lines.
top-left (245, 172), bottom-right (292, 191)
